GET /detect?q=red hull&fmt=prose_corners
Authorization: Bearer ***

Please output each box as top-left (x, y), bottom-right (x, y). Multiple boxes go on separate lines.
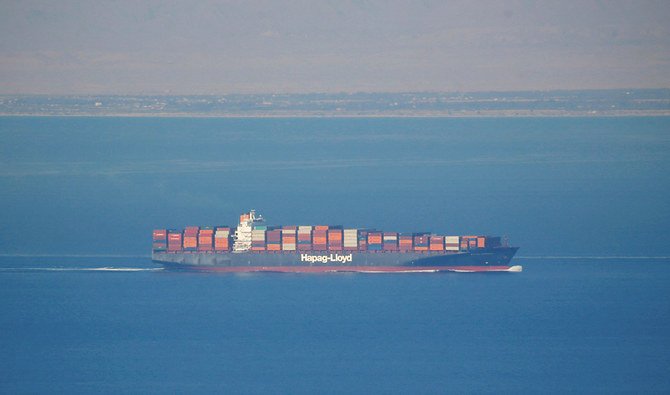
top-left (178, 265), bottom-right (518, 273)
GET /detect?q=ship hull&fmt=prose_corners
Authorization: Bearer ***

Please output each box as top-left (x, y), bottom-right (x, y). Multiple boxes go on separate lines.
top-left (152, 247), bottom-right (520, 273)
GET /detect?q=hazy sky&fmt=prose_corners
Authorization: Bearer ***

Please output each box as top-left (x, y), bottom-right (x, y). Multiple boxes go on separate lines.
top-left (1, 0), bottom-right (669, 94)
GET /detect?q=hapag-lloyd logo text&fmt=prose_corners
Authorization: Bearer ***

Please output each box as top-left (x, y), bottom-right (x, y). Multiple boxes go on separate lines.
top-left (300, 253), bottom-right (353, 264)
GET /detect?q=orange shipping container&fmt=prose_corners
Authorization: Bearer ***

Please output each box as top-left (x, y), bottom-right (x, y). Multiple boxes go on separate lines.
top-left (267, 244), bottom-right (281, 251)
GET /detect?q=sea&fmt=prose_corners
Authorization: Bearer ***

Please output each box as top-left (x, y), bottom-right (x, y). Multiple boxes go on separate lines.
top-left (1, 116), bottom-right (669, 393)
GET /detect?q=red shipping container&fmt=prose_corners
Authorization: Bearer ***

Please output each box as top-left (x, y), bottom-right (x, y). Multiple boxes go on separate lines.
top-left (183, 236), bottom-right (197, 248)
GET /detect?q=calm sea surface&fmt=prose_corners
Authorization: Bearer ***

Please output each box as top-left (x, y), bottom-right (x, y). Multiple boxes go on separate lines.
top-left (1, 116), bottom-right (669, 393)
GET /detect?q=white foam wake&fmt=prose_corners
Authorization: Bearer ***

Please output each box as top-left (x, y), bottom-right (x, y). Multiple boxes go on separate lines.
top-left (517, 256), bottom-right (670, 260)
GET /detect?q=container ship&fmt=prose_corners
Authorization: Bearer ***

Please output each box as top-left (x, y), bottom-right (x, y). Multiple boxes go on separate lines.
top-left (151, 210), bottom-right (521, 273)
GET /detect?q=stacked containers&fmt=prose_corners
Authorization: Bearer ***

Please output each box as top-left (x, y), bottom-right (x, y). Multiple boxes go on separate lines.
top-left (429, 236), bottom-right (444, 251)
top-left (251, 225), bottom-right (267, 251)
top-left (183, 226), bottom-right (199, 252)
top-left (343, 229), bottom-right (358, 251)
top-left (413, 234), bottom-right (429, 251)
top-left (266, 228), bottom-right (282, 251)
top-left (460, 236), bottom-right (477, 251)
top-left (358, 230), bottom-right (368, 251)
top-left (328, 228), bottom-right (343, 251)
top-left (312, 226), bottom-right (328, 251)
top-left (383, 232), bottom-right (398, 251)
top-left (444, 236), bottom-right (460, 251)
top-left (152, 229), bottom-right (167, 251)
top-left (477, 236), bottom-right (486, 248)
top-left (398, 234), bottom-right (413, 251)
top-left (167, 230), bottom-right (183, 252)
top-left (214, 227), bottom-right (231, 251)
top-left (282, 226), bottom-right (297, 251)
top-left (460, 236), bottom-right (469, 250)
top-left (367, 232), bottom-right (382, 251)
top-left (297, 226), bottom-right (312, 251)
top-left (198, 227), bottom-right (214, 252)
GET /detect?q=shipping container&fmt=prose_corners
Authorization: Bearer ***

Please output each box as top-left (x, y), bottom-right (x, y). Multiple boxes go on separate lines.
top-left (198, 233), bottom-right (213, 250)
top-left (153, 229), bottom-right (167, 241)
top-left (429, 236), bottom-right (444, 251)
top-left (368, 232), bottom-right (382, 244)
top-left (328, 229), bottom-right (343, 240)
top-left (266, 230), bottom-right (282, 242)
top-left (184, 226), bottom-right (199, 236)
top-left (445, 235), bottom-right (460, 251)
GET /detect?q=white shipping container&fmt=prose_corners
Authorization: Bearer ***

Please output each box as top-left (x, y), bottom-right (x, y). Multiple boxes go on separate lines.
top-left (445, 236), bottom-right (460, 243)
top-left (445, 245), bottom-right (460, 251)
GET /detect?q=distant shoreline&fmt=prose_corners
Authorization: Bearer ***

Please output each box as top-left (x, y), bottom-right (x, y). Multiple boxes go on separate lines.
top-left (2, 90), bottom-right (667, 118)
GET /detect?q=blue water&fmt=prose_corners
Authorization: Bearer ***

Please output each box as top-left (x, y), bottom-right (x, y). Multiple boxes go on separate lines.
top-left (1, 116), bottom-right (669, 392)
